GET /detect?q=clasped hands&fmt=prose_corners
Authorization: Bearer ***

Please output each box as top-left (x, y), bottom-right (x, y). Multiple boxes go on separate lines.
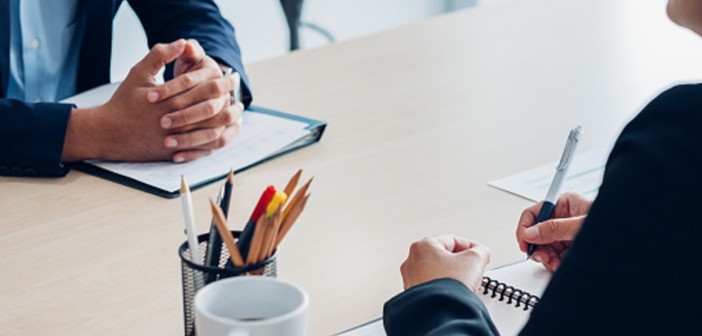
top-left (399, 193), bottom-right (592, 293)
top-left (63, 39), bottom-right (244, 163)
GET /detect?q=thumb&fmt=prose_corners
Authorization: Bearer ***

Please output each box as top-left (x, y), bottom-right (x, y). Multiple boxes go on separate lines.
top-left (523, 216), bottom-right (584, 244)
top-left (135, 39), bottom-right (187, 77)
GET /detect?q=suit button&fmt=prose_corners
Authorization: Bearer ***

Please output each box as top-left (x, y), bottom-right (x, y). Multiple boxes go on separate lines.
top-left (0, 166), bottom-right (8, 175)
top-left (25, 168), bottom-right (38, 176)
top-left (10, 167), bottom-right (23, 176)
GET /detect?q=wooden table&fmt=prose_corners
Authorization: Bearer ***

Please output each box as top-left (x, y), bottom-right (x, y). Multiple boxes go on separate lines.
top-left (3, 0), bottom-right (702, 334)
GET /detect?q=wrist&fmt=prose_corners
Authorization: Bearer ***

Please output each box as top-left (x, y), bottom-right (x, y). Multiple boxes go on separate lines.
top-left (62, 106), bottom-right (107, 161)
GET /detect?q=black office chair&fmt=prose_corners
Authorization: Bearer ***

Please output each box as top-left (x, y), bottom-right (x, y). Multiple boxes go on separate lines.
top-left (279, 0), bottom-right (335, 51)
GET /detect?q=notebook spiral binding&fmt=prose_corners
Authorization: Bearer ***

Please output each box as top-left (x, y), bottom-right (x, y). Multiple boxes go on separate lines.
top-left (481, 276), bottom-right (540, 311)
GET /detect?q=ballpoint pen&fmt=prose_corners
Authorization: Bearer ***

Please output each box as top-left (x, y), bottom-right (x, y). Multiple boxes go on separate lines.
top-left (527, 126), bottom-right (583, 258)
top-left (204, 169), bottom-right (234, 283)
top-left (203, 186), bottom-right (224, 284)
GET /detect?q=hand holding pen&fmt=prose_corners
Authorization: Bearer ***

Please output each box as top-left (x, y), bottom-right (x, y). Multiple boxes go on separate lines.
top-left (525, 126), bottom-right (582, 258)
top-left (517, 193), bottom-right (592, 271)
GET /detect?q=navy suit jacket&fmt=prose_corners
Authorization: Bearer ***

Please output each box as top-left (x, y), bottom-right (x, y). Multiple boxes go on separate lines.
top-left (0, 0), bottom-right (251, 177)
top-left (384, 84), bottom-right (702, 335)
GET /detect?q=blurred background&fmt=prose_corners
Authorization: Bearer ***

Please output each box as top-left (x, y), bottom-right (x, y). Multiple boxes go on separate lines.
top-left (110, 0), bottom-right (487, 81)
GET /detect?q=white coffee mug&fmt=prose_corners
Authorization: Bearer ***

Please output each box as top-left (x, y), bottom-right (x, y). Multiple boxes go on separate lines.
top-left (194, 277), bottom-right (308, 336)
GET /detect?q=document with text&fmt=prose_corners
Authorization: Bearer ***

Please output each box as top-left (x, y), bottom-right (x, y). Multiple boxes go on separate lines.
top-left (488, 148), bottom-right (609, 202)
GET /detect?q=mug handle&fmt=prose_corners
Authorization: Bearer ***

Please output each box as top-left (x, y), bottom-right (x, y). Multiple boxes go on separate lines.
top-left (228, 329), bottom-right (249, 336)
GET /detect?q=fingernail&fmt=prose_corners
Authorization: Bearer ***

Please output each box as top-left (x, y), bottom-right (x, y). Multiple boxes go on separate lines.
top-left (174, 156), bottom-right (185, 163)
top-left (172, 39), bottom-right (185, 48)
top-left (165, 138), bottom-right (178, 148)
top-left (532, 255), bottom-right (542, 263)
top-left (524, 226), bottom-right (538, 240)
top-left (161, 117), bottom-right (172, 129)
top-left (147, 91), bottom-right (159, 103)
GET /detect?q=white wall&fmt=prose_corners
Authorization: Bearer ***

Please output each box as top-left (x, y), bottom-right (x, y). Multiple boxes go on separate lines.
top-left (110, 0), bottom-right (476, 82)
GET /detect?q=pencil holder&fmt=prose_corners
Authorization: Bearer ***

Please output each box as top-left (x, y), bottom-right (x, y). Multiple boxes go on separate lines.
top-left (179, 230), bottom-right (277, 336)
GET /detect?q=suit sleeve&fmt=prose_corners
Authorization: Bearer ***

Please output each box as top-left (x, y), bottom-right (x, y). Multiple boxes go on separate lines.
top-left (127, 0), bottom-right (253, 107)
top-left (383, 278), bottom-right (499, 336)
top-left (519, 84), bottom-right (702, 336)
top-left (0, 99), bottom-right (73, 177)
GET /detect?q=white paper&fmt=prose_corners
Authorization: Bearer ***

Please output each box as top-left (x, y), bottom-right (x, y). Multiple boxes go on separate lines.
top-left (62, 83), bottom-right (311, 193)
top-left (488, 148), bottom-right (609, 202)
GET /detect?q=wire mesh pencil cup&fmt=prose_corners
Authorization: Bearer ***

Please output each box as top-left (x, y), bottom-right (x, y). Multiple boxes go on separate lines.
top-left (179, 230), bottom-right (277, 336)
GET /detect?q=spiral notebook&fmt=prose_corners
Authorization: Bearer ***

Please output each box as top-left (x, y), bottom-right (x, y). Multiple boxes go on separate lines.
top-left (337, 261), bottom-right (551, 336)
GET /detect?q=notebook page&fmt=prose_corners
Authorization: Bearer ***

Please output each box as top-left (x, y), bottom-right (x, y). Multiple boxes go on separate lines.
top-left (86, 112), bottom-right (310, 193)
top-left (336, 261), bottom-right (551, 336)
top-left (480, 261), bottom-right (551, 336)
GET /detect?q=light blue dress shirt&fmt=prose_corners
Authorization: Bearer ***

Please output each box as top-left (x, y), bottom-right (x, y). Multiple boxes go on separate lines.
top-left (6, 0), bottom-right (85, 102)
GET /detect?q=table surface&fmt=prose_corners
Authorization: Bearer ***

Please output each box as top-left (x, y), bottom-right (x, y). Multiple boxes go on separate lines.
top-left (3, 0), bottom-right (702, 335)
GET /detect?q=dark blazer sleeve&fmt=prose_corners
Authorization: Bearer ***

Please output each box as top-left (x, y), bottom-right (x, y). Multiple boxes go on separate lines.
top-left (0, 99), bottom-right (73, 176)
top-left (383, 278), bottom-right (499, 336)
top-left (519, 84), bottom-right (702, 336)
top-left (127, 0), bottom-right (253, 107)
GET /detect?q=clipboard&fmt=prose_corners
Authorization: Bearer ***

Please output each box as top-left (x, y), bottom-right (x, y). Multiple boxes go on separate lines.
top-left (61, 83), bottom-right (326, 198)
top-left (72, 105), bottom-right (326, 198)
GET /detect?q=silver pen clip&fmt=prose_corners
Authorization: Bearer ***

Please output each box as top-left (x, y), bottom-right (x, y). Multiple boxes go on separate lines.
top-left (556, 126), bottom-right (582, 171)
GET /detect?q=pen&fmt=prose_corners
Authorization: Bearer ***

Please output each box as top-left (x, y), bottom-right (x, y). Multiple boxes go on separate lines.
top-left (527, 126), bottom-right (582, 258)
top-left (204, 170), bottom-right (234, 283)
top-left (181, 176), bottom-right (204, 288)
top-left (203, 186), bottom-right (224, 283)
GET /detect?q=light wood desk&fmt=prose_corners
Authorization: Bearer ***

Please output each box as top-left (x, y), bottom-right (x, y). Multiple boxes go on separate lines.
top-left (2, 0), bottom-right (702, 335)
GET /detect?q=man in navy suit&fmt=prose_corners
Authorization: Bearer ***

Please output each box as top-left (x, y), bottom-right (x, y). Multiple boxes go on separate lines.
top-left (0, 0), bottom-right (251, 177)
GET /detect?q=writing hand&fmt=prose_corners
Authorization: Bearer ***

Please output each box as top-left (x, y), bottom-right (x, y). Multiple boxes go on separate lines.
top-left (516, 192), bottom-right (592, 271)
top-left (400, 235), bottom-right (491, 293)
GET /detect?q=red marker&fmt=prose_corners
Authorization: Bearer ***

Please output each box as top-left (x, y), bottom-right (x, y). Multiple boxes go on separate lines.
top-left (238, 186), bottom-right (276, 260)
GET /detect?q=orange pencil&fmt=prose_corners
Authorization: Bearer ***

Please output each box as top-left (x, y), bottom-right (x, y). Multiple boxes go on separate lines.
top-left (283, 169), bottom-right (303, 205)
top-left (258, 208), bottom-right (282, 262)
top-left (245, 214), bottom-right (267, 265)
top-left (283, 178), bottom-right (313, 220)
top-left (209, 199), bottom-right (245, 267)
top-left (276, 193), bottom-right (310, 248)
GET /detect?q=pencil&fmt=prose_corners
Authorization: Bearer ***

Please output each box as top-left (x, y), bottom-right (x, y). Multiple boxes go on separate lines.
top-left (283, 177), bottom-right (313, 221)
top-left (265, 208), bottom-right (283, 260)
top-left (275, 193), bottom-right (310, 248)
top-left (283, 169), bottom-right (302, 205)
top-left (257, 207), bottom-right (281, 262)
top-left (220, 168), bottom-right (235, 216)
top-left (245, 213), bottom-right (266, 265)
top-left (209, 199), bottom-right (245, 267)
